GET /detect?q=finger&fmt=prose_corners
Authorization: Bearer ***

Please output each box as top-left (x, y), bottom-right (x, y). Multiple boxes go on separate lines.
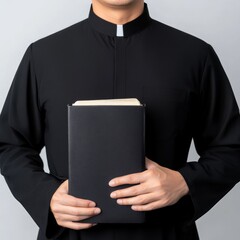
top-left (110, 183), bottom-right (149, 199)
top-left (55, 213), bottom-right (100, 224)
top-left (55, 213), bottom-right (91, 222)
top-left (109, 172), bottom-right (146, 187)
top-left (145, 158), bottom-right (158, 170)
top-left (131, 199), bottom-right (168, 211)
top-left (53, 205), bottom-right (101, 216)
top-left (116, 192), bottom-right (159, 206)
top-left (60, 194), bottom-right (96, 208)
top-left (59, 221), bottom-right (95, 230)
top-left (58, 180), bottom-right (69, 193)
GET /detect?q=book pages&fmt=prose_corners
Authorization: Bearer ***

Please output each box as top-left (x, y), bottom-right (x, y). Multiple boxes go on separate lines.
top-left (72, 98), bottom-right (141, 106)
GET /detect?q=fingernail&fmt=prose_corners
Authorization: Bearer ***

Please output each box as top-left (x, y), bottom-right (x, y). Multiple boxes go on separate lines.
top-left (110, 192), bottom-right (116, 198)
top-left (117, 199), bottom-right (122, 204)
top-left (92, 223), bottom-right (98, 226)
top-left (109, 180), bottom-right (115, 186)
top-left (89, 202), bottom-right (96, 207)
top-left (94, 208), bottom-right (101, 214)
top-left (131, 205), bottom-right (137, 210)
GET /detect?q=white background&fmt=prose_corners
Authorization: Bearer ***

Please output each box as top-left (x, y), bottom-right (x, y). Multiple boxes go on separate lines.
top-left (0, 1), bottom-right (239, 239)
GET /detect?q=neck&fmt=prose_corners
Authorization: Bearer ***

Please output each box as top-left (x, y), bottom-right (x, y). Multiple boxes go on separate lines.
top-left (91, 1), bottom-right (144, 25)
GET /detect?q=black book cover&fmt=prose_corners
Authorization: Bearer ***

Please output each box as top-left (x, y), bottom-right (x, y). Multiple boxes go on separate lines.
top-left (68, 103), bottom-right (146, 223)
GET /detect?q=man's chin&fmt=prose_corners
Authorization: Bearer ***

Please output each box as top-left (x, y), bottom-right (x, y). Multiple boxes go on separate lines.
top-left (94, 0), bottom-right (139, 9)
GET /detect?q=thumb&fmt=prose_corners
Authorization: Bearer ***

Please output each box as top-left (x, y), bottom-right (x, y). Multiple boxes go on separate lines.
top-left (59, 179), bottom-right (69, 193)
top-left (145, 157), bottom-right (157, 170)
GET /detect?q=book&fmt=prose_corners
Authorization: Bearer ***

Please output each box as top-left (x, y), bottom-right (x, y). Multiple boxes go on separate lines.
top-left (68, 98), bottom-right (146, 223)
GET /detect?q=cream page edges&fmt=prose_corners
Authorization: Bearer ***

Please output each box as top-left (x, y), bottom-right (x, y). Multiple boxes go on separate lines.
top-left (72, 98), bottom-right (141, 106)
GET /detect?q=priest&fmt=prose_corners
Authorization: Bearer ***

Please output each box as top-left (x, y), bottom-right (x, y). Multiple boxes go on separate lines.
top-left (1, 1), bottom-right (240, 239)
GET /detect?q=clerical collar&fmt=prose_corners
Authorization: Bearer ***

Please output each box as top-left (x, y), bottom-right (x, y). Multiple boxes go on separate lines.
top-left (88, 2), bottom-right (153, 38)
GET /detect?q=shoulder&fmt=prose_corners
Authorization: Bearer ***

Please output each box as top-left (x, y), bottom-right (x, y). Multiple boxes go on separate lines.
top-left (149, 19), bottom-right (211, 58)
top-left (150, 19), bottom-right (209, 48)
top-left (30, 18), bottom-right (88, 53)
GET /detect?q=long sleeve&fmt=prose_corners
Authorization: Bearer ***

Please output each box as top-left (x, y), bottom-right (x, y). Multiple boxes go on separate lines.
top-left (178, 44), bottom-right (240, 222)
top-left (0, 44), bottom-right (65, 239)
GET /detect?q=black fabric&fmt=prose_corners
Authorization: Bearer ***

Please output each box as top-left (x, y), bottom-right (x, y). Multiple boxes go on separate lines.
top-left (0, 2), bottom-right (240, 240)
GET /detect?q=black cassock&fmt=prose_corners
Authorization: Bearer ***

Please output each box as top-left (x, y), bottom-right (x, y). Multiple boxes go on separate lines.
top-left (0, 2), bottom-right (240, 240)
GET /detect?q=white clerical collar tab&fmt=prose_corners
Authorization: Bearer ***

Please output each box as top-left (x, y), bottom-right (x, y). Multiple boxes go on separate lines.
top-left (116, 24), bottom-right (124, 37)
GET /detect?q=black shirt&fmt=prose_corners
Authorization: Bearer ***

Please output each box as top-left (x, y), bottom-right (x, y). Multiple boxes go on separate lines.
top-left (1, 2), bottom-right (240, 240)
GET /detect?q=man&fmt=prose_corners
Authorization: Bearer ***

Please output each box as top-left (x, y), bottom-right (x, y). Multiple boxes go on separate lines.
top-left (0, 0), bottom-right (240, 239)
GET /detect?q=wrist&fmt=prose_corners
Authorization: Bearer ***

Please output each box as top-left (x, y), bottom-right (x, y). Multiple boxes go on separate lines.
top-left (176, 171), bottom-right (189, 197)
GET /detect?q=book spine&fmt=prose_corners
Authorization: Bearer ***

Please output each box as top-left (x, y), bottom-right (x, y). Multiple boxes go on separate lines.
top-left (67, 105), bottom-right (72, 194)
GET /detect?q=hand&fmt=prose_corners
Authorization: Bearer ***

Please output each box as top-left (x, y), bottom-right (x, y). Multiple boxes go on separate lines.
top-left (50, 180), bottom-right (101, 230)
top-left (108, 157), bottom-right (189, 211)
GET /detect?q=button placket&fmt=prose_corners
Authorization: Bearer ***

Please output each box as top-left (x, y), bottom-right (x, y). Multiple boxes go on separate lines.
top-left (114, 36), bottom-right (126, 98)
